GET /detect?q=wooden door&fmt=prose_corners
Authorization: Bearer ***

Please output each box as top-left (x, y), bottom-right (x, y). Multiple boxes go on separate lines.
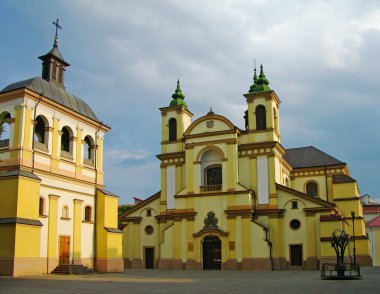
top-left (203, 237), bottom-right (221, 270)
top-left (290, 244), bottom-right (302, 266)
top-left (145, 248), bottom-right (154, 269)
top-left (59, 236), bottom-right (70, 264)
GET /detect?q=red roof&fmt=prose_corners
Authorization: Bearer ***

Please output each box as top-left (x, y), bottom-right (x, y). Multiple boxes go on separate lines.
top-left (363, 205), bottom-right (380, 214)
top-left (366, 215), bottom-right (380, 227)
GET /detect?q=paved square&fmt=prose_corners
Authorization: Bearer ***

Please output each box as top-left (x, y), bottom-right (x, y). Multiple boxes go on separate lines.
top-left (1, 267), bottom-right (380, 294)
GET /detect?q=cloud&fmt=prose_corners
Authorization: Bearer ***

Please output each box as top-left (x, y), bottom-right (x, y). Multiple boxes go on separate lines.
top-left (1, 0), bottom-right (380, 203)
top-left (104, 149), bottom-right (153, 165)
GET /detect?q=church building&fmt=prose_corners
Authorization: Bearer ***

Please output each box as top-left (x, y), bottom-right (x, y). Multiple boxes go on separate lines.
top-left (0, 22), bottom-right (123, 276)
top-left (120, 66), bottom-right (372, 270)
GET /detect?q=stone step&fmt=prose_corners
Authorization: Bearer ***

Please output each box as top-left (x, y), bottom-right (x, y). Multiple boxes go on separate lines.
top-left (51, 264), bottom-right (93, 275)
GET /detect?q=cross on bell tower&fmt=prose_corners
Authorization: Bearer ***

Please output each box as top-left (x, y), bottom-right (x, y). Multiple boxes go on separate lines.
top-left (52, 18), bottom-right (62, 48)
top-left (38, 19), bottom-right (70, 88)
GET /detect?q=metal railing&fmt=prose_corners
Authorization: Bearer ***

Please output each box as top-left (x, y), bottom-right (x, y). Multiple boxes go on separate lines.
top-left (200, 185), bottom-right (222, 192)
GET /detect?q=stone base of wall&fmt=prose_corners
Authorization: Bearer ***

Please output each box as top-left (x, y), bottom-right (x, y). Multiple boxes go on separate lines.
top-left (0, 258), bottom-right (45, 276)
top-left (305, 256), bottom-right (319, 270)
top-left (356, 254), bottom-right (372, 266)
top-left (224, 259), bottom-right (240, 270)
top-left (123, 258), bottom-right (132, 269)
top-left (96, 258), bottom-right (124, 273)
top-left (131, 258), bottom-right (143, 269)
top-left (158, 258), bottom-right (184, 270)
top-left (185, 259), bottom-right (201, 270)
top-left (272, 257), bottom-right (287, 270)
top-left (242, 258), bottom-right (272, 270)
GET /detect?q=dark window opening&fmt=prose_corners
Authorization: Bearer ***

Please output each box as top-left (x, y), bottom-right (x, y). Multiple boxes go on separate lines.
top-left (290, 219), bottom-right (301, 230)
top-left (168, 118), bottom-right (177, 141)
top-left (306, 182), bottom-right (318, 197)
top-left (206, 166), bottom-right (222, 186)
top-left (61, 127), bottom-right (70, 152)
top-left (52, 64), bottom-right (57, 81)
top-left (291, 201), bottom-right (298, 209)
top-left (58, 67), bottom-right (63, 83)
top-left (256, 105), bottom-right (266, 130)
top-left (39, 197), bottom-right (44, 215)
top-left (145, 225), bottom-right (154, 235)
top-left (146, 209), bottom-right (152, 217)
top-left (84, 206), bottom-right (92, 222)
top-left (34, 116), bottom-right (46, 144)
top-left (84, 136), bottom-right (92, 160)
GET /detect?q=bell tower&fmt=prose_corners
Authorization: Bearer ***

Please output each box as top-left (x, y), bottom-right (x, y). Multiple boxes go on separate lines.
top-left (243, 65), bottom-right (281, 144)
top-left (158, 80), bottom-right (192, 211)
top-left (38, 19), bottom-right (70, 89)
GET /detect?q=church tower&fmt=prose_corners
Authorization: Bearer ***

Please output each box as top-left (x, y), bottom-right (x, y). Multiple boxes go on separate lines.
top-left (244, 65), bottom-right (281, 143)
top-left (158, 80), bottom-right (192, 211)
top-left (242, 65), bottom-right (284, 206)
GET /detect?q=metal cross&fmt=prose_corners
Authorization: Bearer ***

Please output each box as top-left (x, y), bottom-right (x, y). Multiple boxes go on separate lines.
top-left (53, 18), bottom-right (62, 39)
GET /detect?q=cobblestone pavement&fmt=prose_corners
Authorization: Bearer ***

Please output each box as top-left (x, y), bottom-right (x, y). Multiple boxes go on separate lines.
top-left (1, 267), bottom-right (379, 294)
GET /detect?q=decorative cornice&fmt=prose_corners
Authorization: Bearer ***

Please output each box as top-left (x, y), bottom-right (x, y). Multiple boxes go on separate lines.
top-left (0, 217), bottom-right (42, 226)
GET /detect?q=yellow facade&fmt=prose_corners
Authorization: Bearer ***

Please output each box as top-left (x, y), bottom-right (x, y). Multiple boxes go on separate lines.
top-left (121, 71), bottom-right (372, 270)
top-left (0, 33), bottom-right (123, 276)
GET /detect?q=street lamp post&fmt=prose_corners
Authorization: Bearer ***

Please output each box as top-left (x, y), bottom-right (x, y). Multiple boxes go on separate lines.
top-left (351, 211), bottom-right (356, 265)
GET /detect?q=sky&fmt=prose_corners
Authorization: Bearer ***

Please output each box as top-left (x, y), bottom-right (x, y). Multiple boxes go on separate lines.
top-left (1, 0), bottom-right (379, 204)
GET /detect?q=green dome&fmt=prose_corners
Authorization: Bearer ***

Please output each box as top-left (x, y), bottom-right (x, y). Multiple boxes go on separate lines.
top-left (169, 79), bottom-right (187, 107)
top-left (249, 64), bottom-right (271, 93)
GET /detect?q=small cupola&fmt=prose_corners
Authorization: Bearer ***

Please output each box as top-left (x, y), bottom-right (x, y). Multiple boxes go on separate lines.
top-left (169, 79), bottom-right (187, 108)
top-left (38, 19), bottom-right (70, 89)
top-left (249, 64), bottom-right (271, 93)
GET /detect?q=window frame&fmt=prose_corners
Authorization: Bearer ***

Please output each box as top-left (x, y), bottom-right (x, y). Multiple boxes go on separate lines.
top-left (255, 105), bottom-right (267, 130)
top-left (168, 118), bottom-right (177, 141)
top-left (84, 205), bottom-right (92, 222)
top-left (306, 181), bottom-right (319, 197)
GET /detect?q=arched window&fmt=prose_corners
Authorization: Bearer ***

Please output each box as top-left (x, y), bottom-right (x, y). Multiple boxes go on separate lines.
top-left (306, 182), bottom-right (318, 197)
top-left (84, 206), bottom-right (92, 222)
top-left (255, 105), bottom-right (266, 130)
top-left (34, 116), bottom-right (46, 144)
top-left (205, 165), bottom-right (222, 186)
top-left (83, 136), bottom-right (94, 161)
top-left (168, 118), bottom-right (177, 141)
top-left (39, 197), bottom-right (45, 216)
top-left (62, 205), bottom-right (69, 219)
top-left (61, 127), bottom-right (70, 152)
top-left (0, 112), bottom-right (11, 145)
top-left (200, 149), bottom-right (223, 192)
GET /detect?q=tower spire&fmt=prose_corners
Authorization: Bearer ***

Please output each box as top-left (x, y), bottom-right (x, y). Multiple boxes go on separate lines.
top-left (169, 79), bottom-right (187, 107)
top-left (250, 64), bottom-right (271, 92)
top-left (249, 60), bottom-right (258, 93)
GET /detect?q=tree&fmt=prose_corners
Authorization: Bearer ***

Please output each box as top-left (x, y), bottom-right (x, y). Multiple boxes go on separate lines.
top-left (118, 204), bottom-right (134, 223)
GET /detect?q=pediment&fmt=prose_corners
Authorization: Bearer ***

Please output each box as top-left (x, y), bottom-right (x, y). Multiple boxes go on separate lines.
top-left (184, 113), bottom-right (237, 136)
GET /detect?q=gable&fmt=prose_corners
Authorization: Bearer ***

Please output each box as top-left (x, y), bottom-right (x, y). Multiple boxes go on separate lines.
top-left (276, 184), bottom-right (334, 210)
top-left (184, 114), bottom-right (237, 136)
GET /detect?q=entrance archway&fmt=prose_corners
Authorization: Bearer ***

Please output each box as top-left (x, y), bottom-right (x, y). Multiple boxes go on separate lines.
top-left (202, 236), bottom-right (221, 270)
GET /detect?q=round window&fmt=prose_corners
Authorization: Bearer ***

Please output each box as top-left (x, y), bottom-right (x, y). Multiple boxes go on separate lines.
top-left (290, 219), bottom-right (301, 230)
top-left (145, 225), bottom-right (154, 235)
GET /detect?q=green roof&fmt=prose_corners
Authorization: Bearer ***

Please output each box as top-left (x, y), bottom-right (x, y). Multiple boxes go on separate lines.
top-left (169, 79), bottom-right (187, 107)
top-left (249, 64), bottom-right (271, 93)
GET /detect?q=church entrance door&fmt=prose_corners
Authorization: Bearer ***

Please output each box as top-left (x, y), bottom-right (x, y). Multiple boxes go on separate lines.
top-left (290, 244), bottom-right (303, 267)
top-left (203, 236), bottom-right (221, 270)
top-left (145, 247), bottom-right (154, 269)
top-left (59, 236), bottom-right (70, 265)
